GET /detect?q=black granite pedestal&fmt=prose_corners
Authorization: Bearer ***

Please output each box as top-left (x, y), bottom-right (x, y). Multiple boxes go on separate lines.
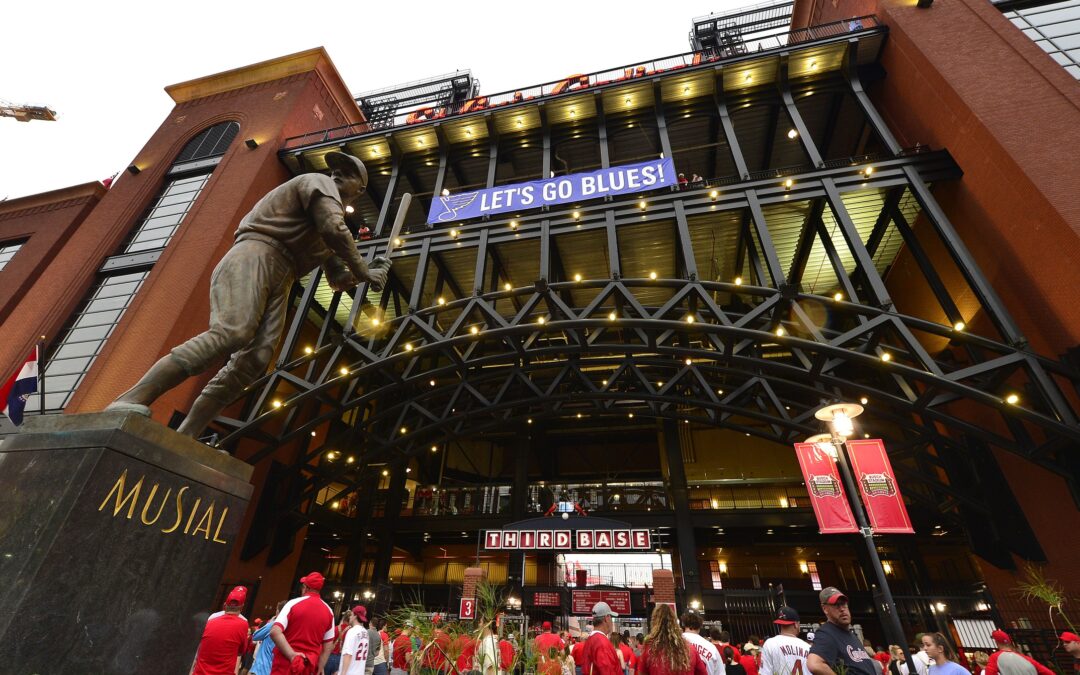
top-left (0, 411), bottom-right (254, 674)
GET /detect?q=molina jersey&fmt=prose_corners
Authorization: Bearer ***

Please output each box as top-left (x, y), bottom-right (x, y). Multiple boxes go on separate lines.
top-left (759, 635), bottom-right (811, 675)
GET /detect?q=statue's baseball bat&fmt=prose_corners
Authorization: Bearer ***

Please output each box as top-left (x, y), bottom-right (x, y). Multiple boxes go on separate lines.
top-left (366, 193), bottom-right (410, 293)
top-left (382, 192), bottom-right (412, 257)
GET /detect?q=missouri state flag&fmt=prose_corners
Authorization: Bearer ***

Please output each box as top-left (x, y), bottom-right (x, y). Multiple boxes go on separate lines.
top-left (1, 347), bottom-right (39, 426)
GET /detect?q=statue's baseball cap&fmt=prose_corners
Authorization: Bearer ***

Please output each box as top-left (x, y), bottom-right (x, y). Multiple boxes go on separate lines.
top-left (819, 587), bottom-right (848, 605)
top-left (325, 152), bottom-right (368, 186)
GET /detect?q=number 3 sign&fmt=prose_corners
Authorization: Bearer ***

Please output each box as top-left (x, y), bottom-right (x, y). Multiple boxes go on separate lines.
top-left (459, 597), bottom-right (476, 620)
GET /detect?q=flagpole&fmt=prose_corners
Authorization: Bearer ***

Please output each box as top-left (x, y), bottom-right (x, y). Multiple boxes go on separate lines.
top-left (38, 335), bottom-right (45, 416)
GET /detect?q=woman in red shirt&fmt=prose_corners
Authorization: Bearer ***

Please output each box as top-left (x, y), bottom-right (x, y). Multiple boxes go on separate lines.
top-left (636, 605), bottom-right (707, 675)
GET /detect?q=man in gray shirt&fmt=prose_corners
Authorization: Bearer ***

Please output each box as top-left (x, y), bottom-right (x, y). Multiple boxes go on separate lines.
top-left (108, 152), bottom-right (389, 436)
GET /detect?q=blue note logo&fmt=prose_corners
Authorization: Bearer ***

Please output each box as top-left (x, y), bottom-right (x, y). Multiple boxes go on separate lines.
top-left (436, 193), bottom-right (479, 222)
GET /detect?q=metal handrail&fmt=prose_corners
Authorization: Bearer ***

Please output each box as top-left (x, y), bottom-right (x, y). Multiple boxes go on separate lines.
top-left (281, 14), bottom-right (883, 150)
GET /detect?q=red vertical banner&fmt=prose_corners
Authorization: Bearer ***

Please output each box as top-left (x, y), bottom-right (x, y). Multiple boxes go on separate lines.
top-left (794, 443), bottom-right (859, 534)
top-left (845, 439), bottom-right (915, 534)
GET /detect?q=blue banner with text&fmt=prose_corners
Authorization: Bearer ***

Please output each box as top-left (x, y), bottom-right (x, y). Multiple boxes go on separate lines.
top-left (426, 157), bottom-right (676, 225)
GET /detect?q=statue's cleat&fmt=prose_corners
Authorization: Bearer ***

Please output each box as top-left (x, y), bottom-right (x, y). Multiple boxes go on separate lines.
top-left (103, 401), bottom-right (152, 417)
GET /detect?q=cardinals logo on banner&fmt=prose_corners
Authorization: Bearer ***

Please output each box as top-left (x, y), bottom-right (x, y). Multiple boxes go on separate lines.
top-left (1, 346), bottom-right (39, 426)
top-left (845, 439), bottom-right (914, 534)
top-left (793, 442), bottom-right (858, 534)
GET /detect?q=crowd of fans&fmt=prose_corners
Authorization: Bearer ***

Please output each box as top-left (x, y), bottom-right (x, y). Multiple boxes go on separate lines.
top-left (189, 579), bottom-right (1080, 675)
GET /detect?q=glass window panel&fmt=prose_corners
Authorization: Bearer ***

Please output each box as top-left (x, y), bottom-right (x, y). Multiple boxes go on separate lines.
top-left (1052, 33), bottom-right (1080, 50)
top-left (121, 174), bottom-right (209, 255)
top-left (1041, 20), bottom-right (1080, 38)
top-left (1033, 5), bottom-right (1080, 25)
top-left (52, 340), bottom-right (101, 359)
top-left (44, 356), bottom-right (93, 376)
top-left (0, 241), bottom-right (25, 270)
top-left (41, 270), bottom-right (148, 410)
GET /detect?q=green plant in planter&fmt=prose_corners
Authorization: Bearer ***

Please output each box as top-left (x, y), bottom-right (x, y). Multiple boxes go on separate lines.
top-left (1014, 564), bottom-right (1077, 634)
top-left (384, 581), bottom-right (539, 675)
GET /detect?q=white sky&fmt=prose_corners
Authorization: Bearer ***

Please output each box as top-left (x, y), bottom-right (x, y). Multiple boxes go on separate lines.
top-left (1, 0), bottom-right (748, 202)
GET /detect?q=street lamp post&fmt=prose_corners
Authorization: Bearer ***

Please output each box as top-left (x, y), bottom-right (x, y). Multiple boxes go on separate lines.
top-left (810, 403), bottom-right (907, 648)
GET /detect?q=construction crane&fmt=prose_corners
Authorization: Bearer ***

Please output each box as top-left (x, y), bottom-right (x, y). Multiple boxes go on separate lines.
top-left (1, 100), bottom-right (57, 122)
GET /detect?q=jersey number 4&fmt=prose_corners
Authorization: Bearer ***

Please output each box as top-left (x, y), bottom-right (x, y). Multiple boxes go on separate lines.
top-left (791, 660), bottom-right (804, 675)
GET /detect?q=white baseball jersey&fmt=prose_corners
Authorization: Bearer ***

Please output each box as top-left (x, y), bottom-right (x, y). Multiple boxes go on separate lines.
top-left (760, 634), bottom-right (811, 675)
top-left (684, 631), bottom-right (726, 675)
top-left (342, 625), bottom-right (371, 675)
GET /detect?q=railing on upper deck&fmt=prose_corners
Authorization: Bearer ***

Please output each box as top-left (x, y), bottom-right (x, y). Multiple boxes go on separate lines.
top-left (282, 15), bottom-right (882, 151)
top-left (320, 479), bottom-right (811, 518)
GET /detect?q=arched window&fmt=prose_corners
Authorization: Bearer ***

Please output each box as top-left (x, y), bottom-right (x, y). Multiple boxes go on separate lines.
top-left (34, 121), bottom-right (240, 412)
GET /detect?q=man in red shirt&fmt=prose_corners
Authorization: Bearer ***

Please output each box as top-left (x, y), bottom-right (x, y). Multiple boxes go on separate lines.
top-left (499, 635), bottom-right (517, 673)
top-left (193, 586), bottom-right (251, 675)
top-left (985, 630), bottom-right (1056, 675)
top-left (455, 633), bottom-right (476, 674)
top-left (1061, 632), bottom-right (1080, 671)
top-left (270, 572), bottom-right (337, 675)
top-left (582, 602), bottom-right (623, 675)
top-left (392, 622), bottom-right (417, 674)
top-left (537, 623), bottom-right (566, 660)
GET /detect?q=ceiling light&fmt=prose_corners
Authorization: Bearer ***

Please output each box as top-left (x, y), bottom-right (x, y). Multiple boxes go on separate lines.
top-left (574, 273), bottom-right (582, 282)
top-left (470, 325), bottom-right (480, 335)
top-left (639, 200), bottom-right (647, 210)
top-left (608, 311), bottom-right (617, 321)
top-left (1005, 393), bottom-right (1020, 405)
top-left (504, 282), bottom-right (512, 291)
top-left (340, 367), bottom-right (349, 376)
top-left (860, 397), bottom-right (869, 405)
top-left (734, 276), bottom-right (743, 285)
top-left (430, 379), bottom-right (436, 387)
top-left (953, 321), bottom-right (966, 331)
top-left (437, 296), bottom-right (446, 305)
top-left (345, 205), bottom-right (355, 214)
top-left (743, 72), bottom-right (752, 82)
top-left (784, 178), bottom-right (794, 189)
top-left (685, 315), bottom-right (695, 323)
top-left (304, 346), bottom-right (314, 355)
top-left (449, 229), bottom-right (459, 238)
top-left (834, 292), bottom-right (843, 301)
top-left (787, 129), bottom-right (798, 139)
top-left (881, 352), bottom-right (892, 362)
top-left (649, 271), bottom-right (657, 279)
top-left (810, 60), bottom-right (818, 70)
top-left (775, 326), bottom-right (785, 336)
top-left (509, 220), bottom-right (518, 229)
top-left (403, 343), bottom-right (413, 352)
top-left (537, 316), bottom-right (546, 325)
top-left (272, 399), bottom-right (283, 408)
top-left (400, 426), bottom-right (408, 434)
top-left (709, 190), bottom-right (718, 200)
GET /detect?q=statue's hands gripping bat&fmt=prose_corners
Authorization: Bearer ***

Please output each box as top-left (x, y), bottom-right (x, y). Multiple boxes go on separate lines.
top-left (367, 193), bottom-right (411, 292)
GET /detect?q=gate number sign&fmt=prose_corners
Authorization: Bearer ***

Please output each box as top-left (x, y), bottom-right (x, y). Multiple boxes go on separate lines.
top-left (460, 597), bottom-right (476, 620)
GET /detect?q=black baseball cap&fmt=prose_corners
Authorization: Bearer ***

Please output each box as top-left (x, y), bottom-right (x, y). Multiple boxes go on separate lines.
top-left (774, 606), bottom-right (800, 625)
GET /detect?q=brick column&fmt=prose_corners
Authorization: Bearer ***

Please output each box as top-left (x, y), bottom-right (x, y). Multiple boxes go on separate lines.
top-left (652, 569), bottom-right (677, 609)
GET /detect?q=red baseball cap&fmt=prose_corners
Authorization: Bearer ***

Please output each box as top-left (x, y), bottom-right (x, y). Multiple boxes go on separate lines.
top-left (300, 572), bottom-right (325, 590)
top-left (352, 605), bottom-right (368, 622)
top-left (991, 630), bottom-right (1011, 644)
top-left (1060, 632), bottom-right (1080, 643)
top-left (542, 621), bottom-right (553, 630)
top-left (254, 618), bottom-right (263, 625)
top-left (819, 587), bottom-right (848, 605)
top-left (226, 586), bottom-right (248, 606)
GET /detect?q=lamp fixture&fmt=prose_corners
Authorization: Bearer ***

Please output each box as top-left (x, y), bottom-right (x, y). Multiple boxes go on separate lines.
top-left (814, 402), bottom-right (864, 438)
top-left (244, 138), bottom-right (259, 149)
top-left (787, 129), bottom-right (798, 139)
top-left (127, 165), bottom-right (141, 175)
